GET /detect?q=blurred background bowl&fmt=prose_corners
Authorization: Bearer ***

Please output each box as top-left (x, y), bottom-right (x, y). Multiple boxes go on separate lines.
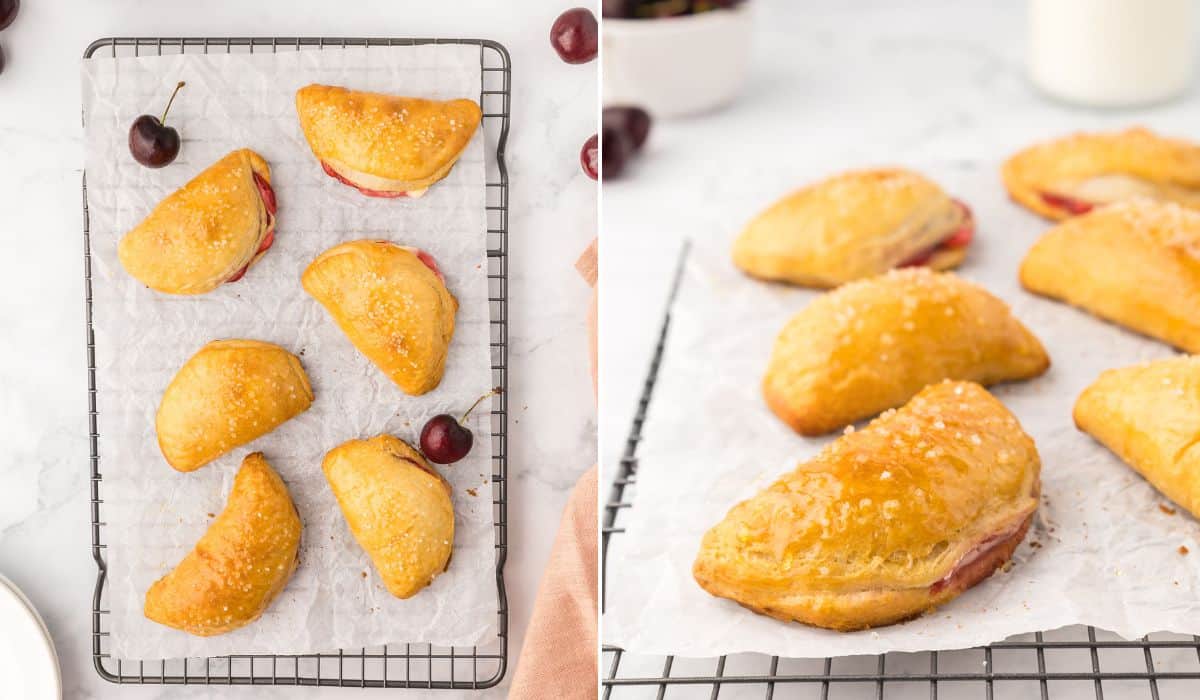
top-left (602, 4), bottom-right (753, 118)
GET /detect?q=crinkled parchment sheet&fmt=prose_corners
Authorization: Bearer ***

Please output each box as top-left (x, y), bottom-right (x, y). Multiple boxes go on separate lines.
top-left (604, 161), bottom-right (1200, 658)
top-left (83, 45), bottom-right (497, 659)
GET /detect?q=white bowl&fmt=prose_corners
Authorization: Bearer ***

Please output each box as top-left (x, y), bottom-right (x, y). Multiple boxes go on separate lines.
top-left (603, 5), bottom-right (753, 118)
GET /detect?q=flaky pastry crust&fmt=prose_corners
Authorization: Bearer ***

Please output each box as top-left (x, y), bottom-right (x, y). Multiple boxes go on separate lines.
top-left (156, 340), bottom-right (314, 472)
top-left (1020, 199), bottom-right (1200, 353)
top-left (144, 453), bottom-right (301, 636)
top-left (118, 149), bottom-right (275, 294)
top-left (731, 168), bottom-right (972, 287)
top-left (763, 268), bottom-right (1048, 435)
top-left (302, 240), bottom-right (457, 396)
top-left (1075, 356), bottom-right (1200, 519)
top-left (1002, 128), bottom-right (1200, 221)
top-left (323, 435), bottom-right (454, 599)
top-left (695, 381), bottom-right (1040, 631)
top-left (296, 85), bottom-right (481, 195)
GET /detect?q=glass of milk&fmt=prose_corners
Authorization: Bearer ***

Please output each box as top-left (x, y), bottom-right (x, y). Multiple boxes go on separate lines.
top-left (1029, 0), bottom-right (1197, 108)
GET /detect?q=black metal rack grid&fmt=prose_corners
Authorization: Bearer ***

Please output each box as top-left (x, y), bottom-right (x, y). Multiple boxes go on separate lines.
top-left (83, 37), bottom-right (510, 689)
top-left (602, 243), bottom-right (1200, 699)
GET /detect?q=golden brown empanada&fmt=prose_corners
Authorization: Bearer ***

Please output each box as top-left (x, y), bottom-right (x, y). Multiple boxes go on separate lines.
top-left (764, 268), bottom-right (1049, 436)
top-left (1002, 128), bottom-right (1200, 221)
top-left (695, 381), bottom-right (1040, 631)
top-left (323, 435), bottom-right (454, 599)
top-left (156, 340), bottom-right (313, 472)
top-left (732, 168), bottom-right (974, 287)
top-left (144, 453), bottom-right (301, 636)
top-left (1020, 199), bottom-right (1200, 353)
top-left (296, 85), bottom-right (481, 198)
top-left (302, 240), bottom-right (457, 396)
top-left (1075, 356), bottom-right (1200, 518)
top-left (118, 149), bottom-right (277, 294)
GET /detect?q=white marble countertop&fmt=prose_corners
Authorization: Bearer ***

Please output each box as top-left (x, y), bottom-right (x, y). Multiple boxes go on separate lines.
top-left (601, 0), bottom-right (1200, 697)
top-left (0, 1), bottom-right (596, 698)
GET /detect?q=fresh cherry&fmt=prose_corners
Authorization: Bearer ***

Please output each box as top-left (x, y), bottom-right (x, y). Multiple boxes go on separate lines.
top-left (601, 124), bottom-right (633, 180)
top-left (581, 134), bottom-right (599, 180)
top-left (603, 106), bottom-right (652, 152)
top-left (420, 388), bottom-right (502, 465)
top-left (129, 81), bottom-right (186, 168)
top-left (0, 0), bottom-right (18, 31)
top-left (550, 7), bottom-right (598, 64)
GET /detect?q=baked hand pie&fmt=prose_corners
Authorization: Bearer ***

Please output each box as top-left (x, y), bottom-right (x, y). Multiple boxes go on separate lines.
top-left (1002, 128), bottom-right (1200, 220)
top-left (156, 340), bottom-right (314, 472)
top-left (295, 85), bottom-right (481, 198)
top-left (144, 453), bottom-right (301, 636)
top-left (731, 168), bottom-right (974, 287)
top-left (118, 149), bottom-right (277, 294)
top-left (1020, 199), bottom-right (1200, 353)
top-left (323, 435), bottom-right (454, 599)
top-left (764, 268), bottom-right (1049, 436)
top-left (302, 240), bottom-right (457, 395)
top-left (695, 380), bottom-right (1040, 631)
top-left (1075, 356), bottom-right (1200, 519)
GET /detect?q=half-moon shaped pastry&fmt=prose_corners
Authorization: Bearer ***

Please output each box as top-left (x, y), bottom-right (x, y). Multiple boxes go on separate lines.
top-left (1020, 199), bottom-right (1200, 353)
top-left (302, 240), bottom-right (457, 396)
top-left (144, 453), bottom-right (301, 636)
top-left (118, 149), bottom-right (278, 294)
top-left (323, 435), bottom-right (454, 599)
top-left (156, 340), bottom-right (314, 472)
top-left (764, 268), bottom-right (1049, 436)
top-left (1002, 128), bottom-right (1200, 220)
top-left (1075, 356), bottom-right (1200, 518)
top-left (695, 380), bottom-right (1040, 631)
top-left (732, 168), bottom-right (975, 287)
top-left (296, 85), bottom-right (481, 198)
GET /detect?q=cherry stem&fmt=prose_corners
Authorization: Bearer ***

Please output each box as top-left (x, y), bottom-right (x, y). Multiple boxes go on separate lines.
top-left (460, 387), bottom-right (503, 424)
top-left (160, 81), bottom-right (186, 125)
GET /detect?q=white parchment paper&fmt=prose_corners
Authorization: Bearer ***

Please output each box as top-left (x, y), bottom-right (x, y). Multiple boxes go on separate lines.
top-left (82, 46), bottom-right (497, 659)
top-left (604, 160), bottom-right (1200, 658)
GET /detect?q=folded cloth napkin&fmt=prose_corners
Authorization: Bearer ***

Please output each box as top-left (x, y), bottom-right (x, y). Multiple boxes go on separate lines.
top-left (508, 240), bottom-right (599, 699)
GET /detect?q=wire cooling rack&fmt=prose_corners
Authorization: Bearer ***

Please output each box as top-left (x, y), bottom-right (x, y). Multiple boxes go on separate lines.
top-left (83, 37), bottom-right (510, 689)
top-left (602, 243), bottom-right (1200, 699)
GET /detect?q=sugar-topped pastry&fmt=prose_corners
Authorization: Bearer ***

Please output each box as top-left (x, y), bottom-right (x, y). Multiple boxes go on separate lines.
top-left (302, 240), bottom-right (456, 396)
top-left (323, 435), bottom-right (454, 599)
top-left (144, 453), bottom-right (302, 636)
top-left (295, 85), bottom-right (481, 198)
top-left (1020, 199), bottom-right (1200, 352)
top-left (1002, 128), bottom-right (1200, 220)
top-left (1075, 356), bottom-right (1200, 519)
top-left (764, 268), bottom-right (1048, 435)
top-left (732, 168), bottom-right (974, 287)
top-left (118, 149), bottom-right (278, 294)
top-left (695, 381), bottom-right (1041, 631)
top-left (156, 340), bottom-right (314, 472)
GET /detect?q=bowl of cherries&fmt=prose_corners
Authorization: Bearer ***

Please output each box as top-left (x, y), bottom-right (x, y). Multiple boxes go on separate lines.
top-left (603, 0), bottom-right (752, 118)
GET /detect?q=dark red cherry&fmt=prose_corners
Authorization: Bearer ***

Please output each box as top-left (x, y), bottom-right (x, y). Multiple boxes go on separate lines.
top-left (601, 125), bottom-right (633, 180)
top-left (420, 388), bottom-right (501, 464)
top-left (129, 82), bottom-right (185, 168)
top-left (603, 106), bottom-right (652, 152)
top-left (0, 0), bottom-right (18, 31)
top-left (581, 134), bottom-right (599, 180)
top-left (550, 8), bottom-right (598, 64)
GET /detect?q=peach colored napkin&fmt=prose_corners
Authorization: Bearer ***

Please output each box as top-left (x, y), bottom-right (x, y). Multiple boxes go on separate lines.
top-left (508, 241), bottom-right (599, 699)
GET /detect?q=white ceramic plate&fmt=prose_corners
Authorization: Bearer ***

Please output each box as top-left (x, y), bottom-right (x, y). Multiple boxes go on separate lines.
top-left (0, 574), bottom-right (61, 700)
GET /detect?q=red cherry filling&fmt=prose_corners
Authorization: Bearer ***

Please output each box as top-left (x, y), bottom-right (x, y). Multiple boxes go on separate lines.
top-left (1039, 190), bottom-right (1093, 216)
top-left (321, 161), bottom-right (410, 198)
top-left (391, 243), bottom-right (445, 283)
top-left (927, 516), bottom-right (1028, 596)
top-left (899, 199), bottom-right (975, 268)
top-left (226, 176), bottom-right (278, 284)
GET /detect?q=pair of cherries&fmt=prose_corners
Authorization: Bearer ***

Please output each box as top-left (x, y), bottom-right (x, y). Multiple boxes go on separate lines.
top-left (0, 0), bottom-right (20, 75)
